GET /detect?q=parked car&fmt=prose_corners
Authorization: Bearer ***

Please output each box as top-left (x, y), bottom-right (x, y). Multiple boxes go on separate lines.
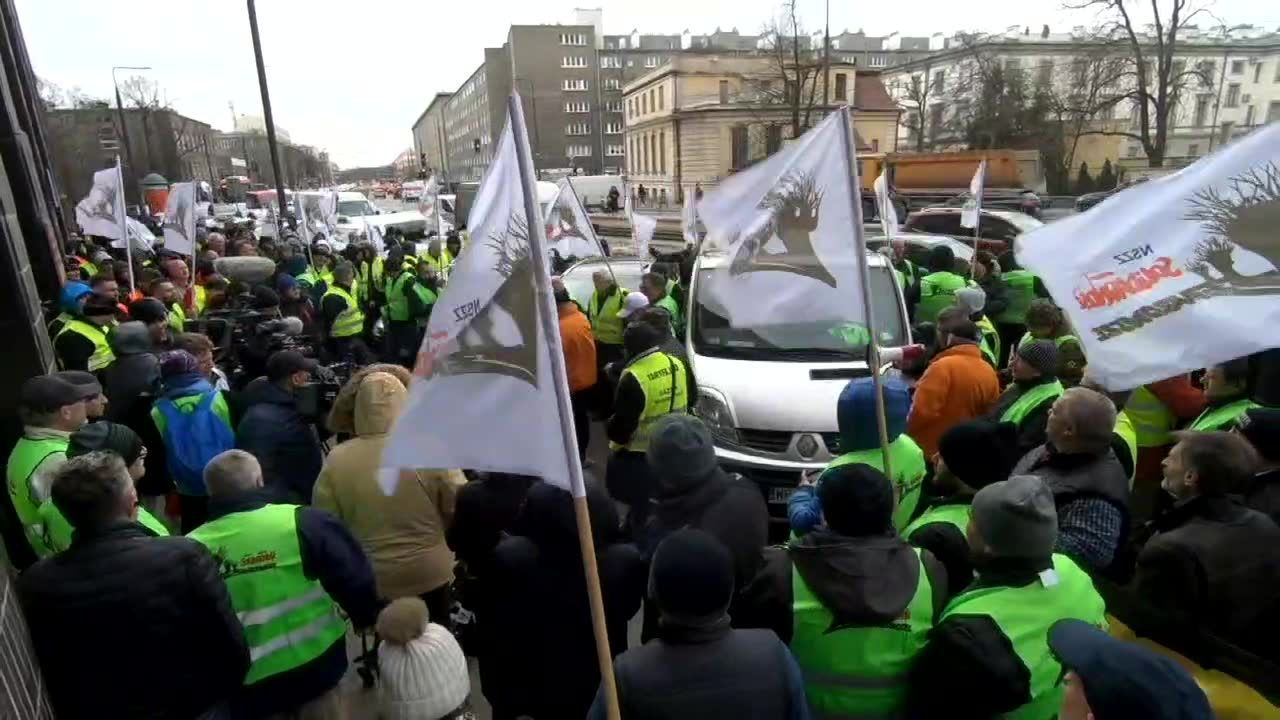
top-left (558, 256), bottom-right (649, 306)
top-left (942, 189), bottom-right (1042, 217)
top-left (864, 232), bottom-right (975, 267)
top-left (902, 207), bottom-right (1043, 255)
top-left (1075, 177), bottom-right (1149, 212)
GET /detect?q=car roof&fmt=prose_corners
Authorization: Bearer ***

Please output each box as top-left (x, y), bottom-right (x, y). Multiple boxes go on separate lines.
top-left (562, 256), bottom-right (649, 274)
top-left (337, 191), bottom-right (368, 200)
top-left (696, 251), bottom-right (889, 270)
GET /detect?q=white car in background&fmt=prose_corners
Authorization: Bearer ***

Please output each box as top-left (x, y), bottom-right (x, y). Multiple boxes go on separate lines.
top-left (333, 191), bottom-right (427, 245)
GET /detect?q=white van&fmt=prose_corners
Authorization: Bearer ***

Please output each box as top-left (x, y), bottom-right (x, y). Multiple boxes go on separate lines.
top-left (562, 174), bottom-right (623, 210)
top-left (686, 251), bottom-right (910, 535)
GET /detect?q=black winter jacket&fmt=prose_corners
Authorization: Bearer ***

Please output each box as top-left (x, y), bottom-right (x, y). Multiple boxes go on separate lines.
top-left (18, 523), bottom-right (249, 720)
top-left (103, 321), bottom-right (161, 424)
top-left (1245, 469), bottom-right (1280, 526)
top-left (236, 378), bottom-right (323, 503)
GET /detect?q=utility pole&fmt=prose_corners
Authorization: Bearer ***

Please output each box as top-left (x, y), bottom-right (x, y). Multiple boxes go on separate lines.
top-left (246, 0), bottom-right (288, 205)
top-left (822, 0), bottom-right (830, 107)
top-left (112, 66), bottom-right (150, 202)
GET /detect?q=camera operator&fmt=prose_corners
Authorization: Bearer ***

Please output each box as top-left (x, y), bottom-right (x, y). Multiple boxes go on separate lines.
top-left (236, 350), bottom-right (325, 504)
top-left (320, 261), bottom-right (375, 366)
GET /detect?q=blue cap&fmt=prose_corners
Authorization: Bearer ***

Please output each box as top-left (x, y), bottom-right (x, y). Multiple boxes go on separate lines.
top-left (59, 282), bottom-right (93, 315)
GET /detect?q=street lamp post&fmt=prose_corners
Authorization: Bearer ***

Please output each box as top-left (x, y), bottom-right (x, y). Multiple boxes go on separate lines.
top-left (112, 65), bottom-right (150, 201)
top-left (246, 0), bottom-right (289, 209)
top-left (513, 78), bottom-right (541, 177)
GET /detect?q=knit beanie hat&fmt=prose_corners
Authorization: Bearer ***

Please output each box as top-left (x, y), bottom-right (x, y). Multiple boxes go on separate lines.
top-left (129, 297), bottom-right (168, 325)
top-left (276, 272), bottom-right (300, 293)
top-left (68, 421), bottom-right (145, 465)
top-left (817, 462), bottom-right (895, 536)
top-left (938, 419), bottom-right (1021, 490)
top-left (971, 475), bottom-right (1058, 559)
top-left (650, 528), bottom-right (735, 622)
top-left (159, 350), bottom-right (201, 379)
top-left (376, 598), bottom-right (470, 720)
top-left (1236, 407), bottom-right (1280, 462)
top-left (955, 286), bottom-right (987, 317)
top-left (647, 414), bottom-right (719, 492)
top-left (1017, 339), bottom-right (1059, 377)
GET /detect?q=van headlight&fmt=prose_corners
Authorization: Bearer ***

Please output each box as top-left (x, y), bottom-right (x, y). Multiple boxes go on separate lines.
top-left (694, 388), bottom-right (738, 444)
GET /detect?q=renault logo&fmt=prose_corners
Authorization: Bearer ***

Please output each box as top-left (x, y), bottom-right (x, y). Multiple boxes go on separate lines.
top-left (795, 434), bottom-right (821, 460)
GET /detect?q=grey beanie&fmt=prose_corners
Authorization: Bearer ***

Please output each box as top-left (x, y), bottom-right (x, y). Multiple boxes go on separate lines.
top-left (971, 475), bottom-right (1058, 559)
top-left (647, 414), bottom-right (719, 490)
top-left (955, 286), bottom-right (987, 317)
top-left (1017, 339), bottom-right (1059, 377)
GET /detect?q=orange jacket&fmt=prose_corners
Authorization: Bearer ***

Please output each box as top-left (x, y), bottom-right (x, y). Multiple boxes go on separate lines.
top-left (559, 304), bottom-right (598, 392)
top-left (907, 342), bottom-right (1001, 458)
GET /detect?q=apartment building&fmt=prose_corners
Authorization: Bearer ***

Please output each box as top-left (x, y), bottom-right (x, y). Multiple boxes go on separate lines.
top-left (881, 24), bottom-right (1280, 170)
top-left (410, 93), bottom-right (452, 177)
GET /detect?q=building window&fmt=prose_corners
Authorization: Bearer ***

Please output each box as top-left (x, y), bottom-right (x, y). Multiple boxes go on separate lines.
top-left (604, 122), bottom-right (623, 134)
top-left (1220, 121), bottom-right (1235, 144)
top-left (1245, 105), bottom-right (1256, 126)
top-left (1198, 61), bottom-right (1215, 87)
top-left (566, 123), bottom-right (591, 136)
top-left (1126, 145), bottom-right (1139, 158)
top-left (560, 33), bottom-right (586, 46)
top-left (659, 131), bottom-right (666, 174)
top-left (1231, 60), bottom-right (1244, 75)
top-left (642, 93), bottom-right (649, 114)
top-left (565, 101), bottom-right (590, 113)
top-left (766, 124), bottom-right (782, 154)
top-left (658, 86), bottom-right (664, 110)
top-left (567, 144), bottom-right (593, 157)
top-left (731, 125), bottom-right (749, 169)
top-left (1194, 96), bottom-right (1210, 126)
top-left (1225, 83), bottom-right (1240, 107)
top-left (719, 80), bottom-right (729, 104)
top-left (1037, 60), bottom-right (1053, 87)
top-left (645, 56), bottom-right (659, 68)
top-left (606, 100), bottom-right (623, 113)
top-left (1254, 63), bottom-right (1263, 83)
top-left (1268, 101), bottom-right (1280, 124)
top-left (605, 78), bottom-right (621, 90)
top-left (606, 144), bottom-right (625, 156)
top-left (869, 55), bottom-right (887, 68)
top-left (932, 70), bottom-right (945, 93)
top-left (1188, 143), bottom-right (1200, 157)
top-left (562, 56), bottom-right (587, 68)
top-left (929, 104), bottom-right (944, 139)
top-left (834, 73), bottom-right (847, 99)
top-left (563, 79), bottom-right (588, 91)
top-left (641, 134), bottom-right (649, 173)
top-left (601, 56), bottom-right (621, 69)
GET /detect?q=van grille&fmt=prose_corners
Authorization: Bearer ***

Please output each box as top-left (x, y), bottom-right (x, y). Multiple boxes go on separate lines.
top-left (737, 429), bottom-right (792, 454)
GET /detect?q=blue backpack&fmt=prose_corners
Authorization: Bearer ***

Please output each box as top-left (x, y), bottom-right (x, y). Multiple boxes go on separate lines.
top-left (156, 391), bottom-right (234, 496)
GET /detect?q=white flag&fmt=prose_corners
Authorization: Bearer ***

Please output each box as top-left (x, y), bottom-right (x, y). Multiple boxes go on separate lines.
top-left (544, 178), bottom-right (604, 263)
top-left (75, 164), bottom-right (126, 240)
top-left (632, 212), bottom-right (657, 260)
top-left (382, 95), bottom-right (583, 496)
top-left (697, 110), bottom-right (867, 334)
top-left (682, 190), bottom-right (699, 245)
top-left (162, 182), bottom-right (197, 256)
top-left (961, 159), bottom-right (986, 230)
top-left (419, 175), bottom-right (440, 233)
top-left (365, 218), bottom-right (386, 253)
top-left (1017, 123), bottom-right (1280, 390)
top-left (873, 170), bottom-right (898, 239)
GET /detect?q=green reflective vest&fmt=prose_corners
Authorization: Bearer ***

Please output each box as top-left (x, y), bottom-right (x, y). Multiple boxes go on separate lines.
top-left (168, 302), bottom-right (186, 334)
top-left (411, 281), bottom-right (437, 327)
top-left (194, 285), bottom-right (208, 315)
top-left (1126, 385), bottom-right (1177, 448)
top-left (188, 504), bottom-right (348, 685)
top-left (1115, 411), bottom-right (1138, 487)
top-left (791, 548), bottom-right (936, 717)
top-left (941, 554), bottom-right (1107, 720)
top-left (322, 285), bottom-right (365, 338)
top-left (419, 250), bottom-right (452, 273)
top-left (894, 259), bottom-right (918, 290)
top-left (916, 271), bottom-right (967, 324)
top-left (56, 319), bottom-right (115, 372)
top-left (357, 257), bottom-right (385, 304)
top-left (589, 287), bottom-right (628, 345)
top-left (823, 434), bottom-right (928, 533)
top-left (997, 270), bottom-right (1038, 325)
top-left (6, 436), bottom-right (67, 558)
top-left (654, 294), bottom-right (682, 334)
top-left (1017, 332), bottom-right (1080, 354)
top-left (999, 380), bottom-right (1065, 426)
top-left (1188, 397), bottom-right (1259, 432)
top-left (976, 315), bottom-right (1000, 366)
top-left (903, 501), bottom-right (972, 539)
top-left (614, 350), bottom-right (688, 453)
top-left (385, 271), bottom-right (413, 322)
top-left (41, 500), bottom-right (169, 553)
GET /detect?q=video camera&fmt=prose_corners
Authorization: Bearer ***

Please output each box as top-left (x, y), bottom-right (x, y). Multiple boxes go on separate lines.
top-left (295, 361), bottom-right (355, 422)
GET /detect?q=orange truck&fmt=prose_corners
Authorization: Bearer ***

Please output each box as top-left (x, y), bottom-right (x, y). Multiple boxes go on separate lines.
top-left (859, 149), bottom-right (1046, 218)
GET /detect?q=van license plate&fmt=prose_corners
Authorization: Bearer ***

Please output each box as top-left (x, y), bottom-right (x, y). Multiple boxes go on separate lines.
top-left (768, 487), bottom-right (795, 505)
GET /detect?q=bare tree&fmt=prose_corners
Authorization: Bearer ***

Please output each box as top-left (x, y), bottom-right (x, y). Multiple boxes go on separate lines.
top-left (37, 77), bottom-right (64, 110)
top-left (892, 65), bottom-right (936, 152)
top-left (758, 0), bottom-right (823, 138)
top-left (1039, 48), bottom-right (1133, 191)
top-left (1066, 0), bottom-right (1214, 167)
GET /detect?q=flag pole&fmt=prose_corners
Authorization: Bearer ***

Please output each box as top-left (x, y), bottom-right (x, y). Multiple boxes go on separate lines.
top-left (508, 92), bottom-right (622, 720)
top-left (838, 107), bottom-right (894, 480)
top-left (969, 158), bottom-right (984, 280)
top-left (116, 157), bottom-right (136, 293)
top-left (565, 176), bottom-right (618, 286)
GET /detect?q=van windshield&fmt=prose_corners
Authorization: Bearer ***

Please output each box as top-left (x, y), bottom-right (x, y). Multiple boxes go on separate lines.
top-left (691, 265), bottom-right (906, 361)
top-left (338, 200), bottom-right (373, 217)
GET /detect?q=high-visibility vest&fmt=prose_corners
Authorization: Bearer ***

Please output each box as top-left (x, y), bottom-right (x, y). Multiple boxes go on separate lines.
top-left (1188, 398), bottom-right (1259, 432)
top-left (613, 350), bottom-right (688, 453)
top-left (357, 257), bottom-right (385, 304)
top-left (194, 284), bottom-right (208, 315)
top-left (5, 436), bottom-right (67, 558)
top-left (791, 548), bottom-right (936, 717)
top-left (941, 555), bottom-right (1107, 720)
top-left (976, 315), bottom-right (1000, 365)
top-left (48, 311), bottom-right (75, 338)
top-left (1125, 386), bottom-right (1178, 448)
top-left (189, 504), bottom-right (348, 685)
top-left (1115, 410), bottom-right (1138, 487)
top-left (41, 500), bottom-right (169, 553)
top-left (167, 302), bottom-right (186, 333)
top-left (589, 287), bottom-right (628, 345)
top-left (322, 285), bottom-right (364, 338)
top-left (896, 259), bottom-right (919, 289)
top-left (916, 271), bottom-right (967, 324)
top-left (419, 250), bottom-right (452, 273)
top-left (822, 434), bottom-right (928, 533)
top-left (999, 380), bottom-right (1065, 426)
top-left (654, 294), bottom-right (682, 333)
top-left (385, 271), bottom-right (413, 322)
top-left (904, 501), bottom-right (972, 538)
top-left (56, 319), bottom-right (115, 372)
top-left (997, 270), bottom-right (1038, 325)
top-left (1018, 331), bottom-right (1081, 353)
top-left (410, 281), bottom-right (437, 327)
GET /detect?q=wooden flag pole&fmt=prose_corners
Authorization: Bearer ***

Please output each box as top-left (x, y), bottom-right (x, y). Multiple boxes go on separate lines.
top-left (564, 176), bottom-right (618, 287)
top-left (838, 107), bottom-right (894, 480)
top-left (509, 92), bottom-right (622, 720)
top-left (115, 157), bottom-right (136, 294)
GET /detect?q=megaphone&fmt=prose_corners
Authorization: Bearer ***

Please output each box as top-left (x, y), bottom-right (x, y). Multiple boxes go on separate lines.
top-left (214, 256), bottom-right (277, 285)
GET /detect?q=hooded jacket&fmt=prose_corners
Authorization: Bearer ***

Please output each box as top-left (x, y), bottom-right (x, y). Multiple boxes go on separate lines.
top-left (103, 322), bottom-right (161, 422)
top-left (235, 377), bottom-right (323, 503)
top-left (313, 366), bottom-right (465, 599)
top-left (907, 342), bottom-right (1001, 457)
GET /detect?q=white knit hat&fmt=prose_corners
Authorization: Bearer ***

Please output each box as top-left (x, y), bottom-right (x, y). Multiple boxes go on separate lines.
top-left (378, 621), bottom-right (470, 720)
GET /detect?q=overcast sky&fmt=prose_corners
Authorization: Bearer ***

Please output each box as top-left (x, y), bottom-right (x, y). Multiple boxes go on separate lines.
top-left (18, 0), bottom-right (1280, 169)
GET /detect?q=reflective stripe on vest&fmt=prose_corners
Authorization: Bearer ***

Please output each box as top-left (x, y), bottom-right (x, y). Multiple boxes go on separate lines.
top-left (823, 434), bottom-right (927, 533)
top-left (168, 302), bottom-right (186, 333)
top-left (322, 285), bottom-right (365, 338)
top-left (385, 271), bottom-right (412, 322)
top-left (1114, 411), bottom-right (1138, 487)
top-left (916, 272), bottom-right (967, 324)
top-left (589, 287), bottom-right (628, 345)
top-left (616, 350), bottom-right (688, 452)
top-left (194, 284), bottom-right (208, 314)
top-left (791, 548), bottom-right (935, 718)
top-left (5, 436), bottom-right (67, 558)
top-left (997, 270), bottom-right (1037, 325)
top-left (1125, 386), bottom-right (1177, 448)
top-left (420, 251), bottom-right (452, 273)
top-left (56, 319), bottom-right (115, 371)
top-left (942, 554), bottom-right (1107, 720)
top-left (1000, 380), bottom-right (1065, 426)
top-left (188, 504), bottom-right (347, 685)
top-left (1189, 398), bottom-right (1259, 432)
top-left (903, 502), bottom-right (972, 538)
top-left (977, 316), bottom-right (999, 365)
